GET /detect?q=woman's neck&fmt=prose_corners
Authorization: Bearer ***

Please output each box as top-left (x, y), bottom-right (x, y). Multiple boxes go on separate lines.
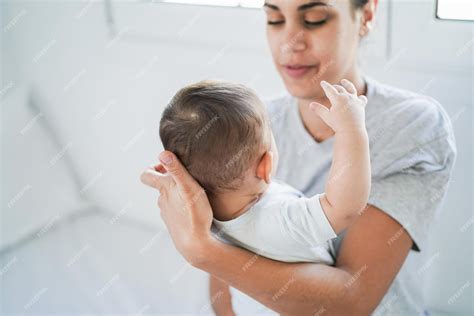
top-left (297, 72), bottom-right (367, 143)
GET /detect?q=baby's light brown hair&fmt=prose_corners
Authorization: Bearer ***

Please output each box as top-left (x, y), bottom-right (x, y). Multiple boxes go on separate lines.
top-left (160, 80), bottom-right (270, 196)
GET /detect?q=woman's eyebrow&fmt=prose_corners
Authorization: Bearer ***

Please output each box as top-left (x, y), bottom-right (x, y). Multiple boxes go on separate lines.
top-left (263, 2), bottom-right (279, 11)
top-left (298, 1), bottom-right (329, 11)
top-left (263, 1), bottom-right (329, 12)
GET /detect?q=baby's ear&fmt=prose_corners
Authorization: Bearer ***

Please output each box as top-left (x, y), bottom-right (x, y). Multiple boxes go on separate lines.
top-left (256, 151), bottom-right (273, 184)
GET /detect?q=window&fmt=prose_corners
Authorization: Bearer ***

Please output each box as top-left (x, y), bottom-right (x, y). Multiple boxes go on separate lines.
top-left (436, 0), bottom-right (474, 21)
top-left (161, 0), bottom-right (264, 9)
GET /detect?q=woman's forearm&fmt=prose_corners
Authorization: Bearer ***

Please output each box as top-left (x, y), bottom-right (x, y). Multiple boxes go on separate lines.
top-left (191, 205), bottom-right (413, 316)
top-left (140, 157), bottom-right (409, 315)
top-left (194, 237), bottom-right (356, 315)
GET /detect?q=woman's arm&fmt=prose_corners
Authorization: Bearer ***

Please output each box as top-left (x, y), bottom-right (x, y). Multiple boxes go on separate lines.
top-left (141, 151), bottom-right (412, 315)
top-left (197, 205), bottom-right (411, 315)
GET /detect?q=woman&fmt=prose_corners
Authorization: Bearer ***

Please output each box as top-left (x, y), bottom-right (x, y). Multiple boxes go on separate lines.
top-left (141, 0), bottom-right (456, 314)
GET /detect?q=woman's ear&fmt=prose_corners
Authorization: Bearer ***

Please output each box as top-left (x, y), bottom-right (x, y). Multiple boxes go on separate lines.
top-left (256, 151), bottom-right (273, 184)
top-left (359, 0), bottom-right (377, 37)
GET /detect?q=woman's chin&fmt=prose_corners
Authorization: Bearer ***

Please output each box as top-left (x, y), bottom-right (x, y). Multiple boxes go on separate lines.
top-left (284, 79), bottom-right (321, 100)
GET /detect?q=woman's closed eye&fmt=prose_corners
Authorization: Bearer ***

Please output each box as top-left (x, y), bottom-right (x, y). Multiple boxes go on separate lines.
top-left (304, 19), bottom-right (327, 26)
top-left (264, 2), bottom-right (331, 27)
top-left (266, 12), bottom-right (329, 27)
top-left (304, 10), bottom-right (329, 27)
top-left (267, 19), bottom-right (328, 27)
top-left (267, 19), bottom-right (284, 25)
top-left (266, 12), bottom-right (284, 25)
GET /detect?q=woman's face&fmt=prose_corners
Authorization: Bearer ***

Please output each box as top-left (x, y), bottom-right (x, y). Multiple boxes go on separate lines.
top-left (265, 0), bottom-right (363, 100)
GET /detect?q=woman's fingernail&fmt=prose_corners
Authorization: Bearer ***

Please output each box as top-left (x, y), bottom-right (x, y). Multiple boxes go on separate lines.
top-left (160, 153), bottom-right (173, 166)
top-left (309, 102), bottom-right (316, 110)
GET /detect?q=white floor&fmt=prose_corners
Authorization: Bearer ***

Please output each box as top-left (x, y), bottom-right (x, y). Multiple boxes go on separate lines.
top-left (1, 209), bottom-right (214, 315)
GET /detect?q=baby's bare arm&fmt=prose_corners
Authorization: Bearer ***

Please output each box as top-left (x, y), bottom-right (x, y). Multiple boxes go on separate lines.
top-left (320, 129), bottom-right (370, 233)
top-left (311, 80), bottom-right (371, 233)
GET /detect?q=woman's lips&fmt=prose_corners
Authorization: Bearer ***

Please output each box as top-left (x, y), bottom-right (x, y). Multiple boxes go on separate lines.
top-left (284, 65), bottom-right (316, 78)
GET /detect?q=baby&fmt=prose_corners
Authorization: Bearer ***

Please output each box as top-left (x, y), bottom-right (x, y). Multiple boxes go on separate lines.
top-left (159, 79), bottom-right (370, 313)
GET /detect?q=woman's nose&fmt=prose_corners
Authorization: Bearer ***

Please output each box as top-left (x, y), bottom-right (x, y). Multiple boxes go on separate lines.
top-left (281, 29), bottom-right (308, 54)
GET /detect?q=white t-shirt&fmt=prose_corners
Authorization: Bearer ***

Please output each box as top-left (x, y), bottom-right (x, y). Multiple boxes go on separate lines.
top-left (212, 180), bottom-right (335, 265)
top-left (227, 75), bottom-right (457, 315)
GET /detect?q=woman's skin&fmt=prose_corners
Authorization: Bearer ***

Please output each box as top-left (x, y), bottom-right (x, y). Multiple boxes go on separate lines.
top-left (141, 0), bottom-right (413, 315)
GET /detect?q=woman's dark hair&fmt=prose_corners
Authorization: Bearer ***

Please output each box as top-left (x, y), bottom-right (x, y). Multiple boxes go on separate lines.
top-left (352, 0), bottom-right (369, 10)
top-left (350, 0), bottom-right (369, 20)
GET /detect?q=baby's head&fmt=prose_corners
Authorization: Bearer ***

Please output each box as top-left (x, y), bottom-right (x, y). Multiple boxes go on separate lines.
top-left (160, 80), bottom-right (277, 200)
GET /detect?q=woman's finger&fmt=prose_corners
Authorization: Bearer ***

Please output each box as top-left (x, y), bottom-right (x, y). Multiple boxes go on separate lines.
top-left (140, 167), bottom-right (172, 194)
top-left (341, 79), bottom-right (357, 94)
top-left (153, 163), bottom-right (167, 174)
top-left (158, 150), bottom-right (203, 199)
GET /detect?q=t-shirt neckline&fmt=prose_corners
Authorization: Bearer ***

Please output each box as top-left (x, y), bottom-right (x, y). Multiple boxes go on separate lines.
top-left (289, 75), bottom-right (374, 147)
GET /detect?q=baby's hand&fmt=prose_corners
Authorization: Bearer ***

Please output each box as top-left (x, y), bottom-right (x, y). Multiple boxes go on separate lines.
top-left (310, 79), bottom-right (368, 133)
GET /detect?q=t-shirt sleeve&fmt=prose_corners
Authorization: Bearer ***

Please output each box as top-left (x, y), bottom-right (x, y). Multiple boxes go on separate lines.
top-left (210, 223), bottom-right (237, 246)
top-left (277, 194), bottom-right (337, 248)
top-left (368, 97), bottom-right (457, 251)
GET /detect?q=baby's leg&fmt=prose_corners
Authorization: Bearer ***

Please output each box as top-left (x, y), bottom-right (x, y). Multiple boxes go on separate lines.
top-left (209, 274), bottom-right (236, 316)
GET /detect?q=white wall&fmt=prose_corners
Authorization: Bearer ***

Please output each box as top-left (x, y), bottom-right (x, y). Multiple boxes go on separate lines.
top-left (1, 0), bottom-right (472, 314)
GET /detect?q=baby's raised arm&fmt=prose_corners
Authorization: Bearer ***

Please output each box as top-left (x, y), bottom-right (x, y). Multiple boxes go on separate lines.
top-left (310, 79), bottom-right (371, 234)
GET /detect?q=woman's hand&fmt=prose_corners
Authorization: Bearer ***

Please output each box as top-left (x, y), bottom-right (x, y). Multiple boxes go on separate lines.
top-left (140, 150), bottom-right (214, 265)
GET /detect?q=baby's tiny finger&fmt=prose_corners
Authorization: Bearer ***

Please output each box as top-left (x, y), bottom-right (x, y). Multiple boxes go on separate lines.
top-left (320, 81), bottom-right (339, 99)
top-left (309, 101), bottom-right (329, 112)
top-left (341, 79), bottom-right (357, 94)
top-left (333, 84), bottom-right (346, 94)
top-left (359, 95), bottom-right (368, 106)
top-left (309, 101), bottom-right (330, 122)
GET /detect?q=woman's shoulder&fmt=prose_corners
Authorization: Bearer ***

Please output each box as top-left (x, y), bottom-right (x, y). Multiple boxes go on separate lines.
top-left (366, 76), bottom-right (450, 125)
top-left (365, 76), bottom-right (455, 142)
top-left (364, 76), bottom-right (457, 175)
